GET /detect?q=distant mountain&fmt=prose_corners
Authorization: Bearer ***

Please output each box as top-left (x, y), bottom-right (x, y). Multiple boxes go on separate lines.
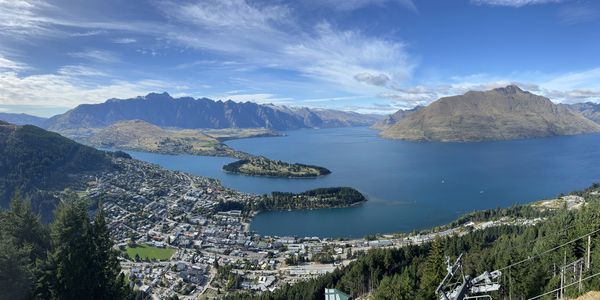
top-left (380, 85), bottom-right (600, 142)
top-left (271, 105), bottom-right (383, 128)
top-left (371, 106), bottom-right (423, 130)
top-left (562, 102), bottom-right (600, 124)
top-left (44, 92), bottom-right (380, 131)
top-left (0, 121), bottom-right (121, 219)
top-left (0, 112), bottom-right (47, 126)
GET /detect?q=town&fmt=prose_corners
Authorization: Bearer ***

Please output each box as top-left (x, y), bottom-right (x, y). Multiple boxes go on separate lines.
top-left (76, 157), bottom-right (560, 299)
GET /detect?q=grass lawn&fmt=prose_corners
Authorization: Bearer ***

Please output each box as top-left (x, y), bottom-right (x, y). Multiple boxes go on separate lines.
top-left (125, 244), bottom-right (176, 261)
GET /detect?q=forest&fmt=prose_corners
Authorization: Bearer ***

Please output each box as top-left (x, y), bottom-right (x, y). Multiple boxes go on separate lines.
top-left (215, 187), bottom-right (366, 213)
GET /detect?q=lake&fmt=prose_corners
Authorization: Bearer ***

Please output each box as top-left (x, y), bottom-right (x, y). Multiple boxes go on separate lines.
top-left (127, 127), bottom-right (600, 238)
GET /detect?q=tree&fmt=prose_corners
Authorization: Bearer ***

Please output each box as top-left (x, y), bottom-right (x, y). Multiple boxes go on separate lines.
top-left (45, 193), bottom-right (96, 299)
top-left (42, 193), bottom-right (132, 300)
top-left (0, 192), bottom-right (49, 300)
top-left (419, 238), bottom-right (446, 299)
top-left (90, 204), bottom-right (129, 299)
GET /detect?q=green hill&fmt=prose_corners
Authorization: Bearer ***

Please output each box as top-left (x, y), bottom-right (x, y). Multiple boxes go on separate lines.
top-left (0, 122), bottom-right (121, 219)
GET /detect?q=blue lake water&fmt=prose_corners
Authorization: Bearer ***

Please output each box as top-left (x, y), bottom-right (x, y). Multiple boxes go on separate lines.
top-left (127, 127), bottom-right (600, 238)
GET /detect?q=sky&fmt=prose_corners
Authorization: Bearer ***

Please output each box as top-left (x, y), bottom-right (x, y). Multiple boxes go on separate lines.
top-left (0, 0), bottom-right (599, 117)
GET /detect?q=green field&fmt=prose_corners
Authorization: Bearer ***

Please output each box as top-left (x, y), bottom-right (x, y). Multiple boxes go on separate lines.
top-left (125, 244), bottom-right (176, 261)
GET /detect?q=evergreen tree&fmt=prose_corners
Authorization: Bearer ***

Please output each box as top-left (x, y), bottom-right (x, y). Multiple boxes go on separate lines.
top-left (419, 238), bottom-right (445, 299)
top-left (90, 204), bottom-right (129, 299)
top-left (0, 192), bottom-right (49, 300)
top-left (45, 193), bottom-right (96, 299)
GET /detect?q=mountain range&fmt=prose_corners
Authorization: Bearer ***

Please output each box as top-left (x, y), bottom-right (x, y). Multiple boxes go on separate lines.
top-left (44, 92), bottom-right (382, 132)
top-left (562, 102), bottom-right (600, 125)
top-left (371, 105), bottom-right (424, 130)
top-left (0, 112), bottom-right (47, 127)
top-left (380, 85), bottom-right (600, 142)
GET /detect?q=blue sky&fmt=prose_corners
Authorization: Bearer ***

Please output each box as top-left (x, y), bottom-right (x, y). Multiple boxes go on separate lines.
top-left (0, 0), bottom-right (599, 116)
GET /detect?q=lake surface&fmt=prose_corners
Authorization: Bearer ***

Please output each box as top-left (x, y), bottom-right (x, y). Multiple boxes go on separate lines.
top-left (127, 127), bottom-right (600, 238)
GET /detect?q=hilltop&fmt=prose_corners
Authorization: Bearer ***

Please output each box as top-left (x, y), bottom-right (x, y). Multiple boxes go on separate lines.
top-left (380, 85), bottom-right (600, 141)
top-left (44, 92), bottom-right (380, 132)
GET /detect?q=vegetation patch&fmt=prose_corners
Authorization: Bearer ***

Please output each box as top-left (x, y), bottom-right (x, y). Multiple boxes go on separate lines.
top-left (223, 157), bottom-right (331, 178)
top-left (125, 244), bottom-right (176, 261)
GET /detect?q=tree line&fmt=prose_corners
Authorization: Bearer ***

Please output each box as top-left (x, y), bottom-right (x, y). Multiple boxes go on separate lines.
top-left (0, 191), bottom-right (139, 300)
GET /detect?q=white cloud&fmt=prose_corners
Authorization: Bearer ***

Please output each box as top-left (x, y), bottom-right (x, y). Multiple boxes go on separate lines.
top-left (309, 0), bottom-right (418, 13)
top-left (69, 30), bottom-right (106, 37)
top-left (57, 65), bottom-right (108, 77)
top-left (69, 49), bottom-right (120, 63)
top-left (0, 54), bottom-right (29, 71)
top-left (155, 1), bottom-right (415, 95)
top-left (112, 37), bottom-right (137, 44)
top-left (471, 0), bottom-right (564, 7)
top-left (0, 62), bottom-right (171, 107)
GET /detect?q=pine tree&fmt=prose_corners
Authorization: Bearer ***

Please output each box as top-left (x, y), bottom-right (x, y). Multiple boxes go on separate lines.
top-left (419, 237), bottom-right (446, 299)
top-left (90, 203), bottom-right (128, 299)
top-left (45, 193), bottom-right (96, 299)
top-left (0, 192), bottom-right (49, 300)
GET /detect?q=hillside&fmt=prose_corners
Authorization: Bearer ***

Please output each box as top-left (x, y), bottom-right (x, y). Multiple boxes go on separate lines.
top-left (0, 121), bottom-right (121, 219)
top-left (44, 92), bottom-right (379, 131)
top-left (563, 102), bottom-right (600, 124)
top-left (84, 120), bottom-right (243, 157)
top-left (381, 85), bottom-right (600, 141)
top-left (371, 106), bottom-right (423, 130)
top-left (0, 112), bottom-right (47, 126)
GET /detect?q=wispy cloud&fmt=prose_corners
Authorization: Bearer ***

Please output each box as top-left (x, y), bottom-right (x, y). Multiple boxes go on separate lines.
top-left (69, 49), bottom-right (120, 63)
top-left (0, 54), bottom-right (29, 71)
top-left (0, 69), bottom-right (171, 107)
top-left (155, 0), bottom-right (415, 95)
top-left (111, 37), bottom-right (137, 44)
top-left (471, 0), bottom-right (564, 7)
top-left (69, 30), bottom-right (106, 37)
top-left (307, 0), bottom-right (418, 13)
top-left (558, 4), bottom-right (599, 25)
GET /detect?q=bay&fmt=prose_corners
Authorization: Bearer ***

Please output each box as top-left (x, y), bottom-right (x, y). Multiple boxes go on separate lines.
top-left (127, 127), bottom-right (600, 238)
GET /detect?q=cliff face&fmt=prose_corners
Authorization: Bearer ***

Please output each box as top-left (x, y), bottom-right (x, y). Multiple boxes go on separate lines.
top-left (381, 85), bottom-right (600, 142)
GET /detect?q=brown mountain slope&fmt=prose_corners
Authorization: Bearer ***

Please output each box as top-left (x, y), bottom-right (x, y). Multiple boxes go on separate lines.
top-left (381, 85), bottom-right (600, 142)
top-left (85, 120), bottom-right (241, 157)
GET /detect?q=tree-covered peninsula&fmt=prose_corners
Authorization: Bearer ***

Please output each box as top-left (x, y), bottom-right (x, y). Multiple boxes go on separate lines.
top-left (222, 157), bottom-right (331, 178)
top-left (215, 187), bottom-right (365, 212)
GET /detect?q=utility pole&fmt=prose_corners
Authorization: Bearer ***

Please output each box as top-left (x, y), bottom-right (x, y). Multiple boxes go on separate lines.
top-left (587, 235), bottom-right (592, 270)
top-left (579, 262), bottom-right (583, 293)
top-left (509, 267), bottom-right (512, 300)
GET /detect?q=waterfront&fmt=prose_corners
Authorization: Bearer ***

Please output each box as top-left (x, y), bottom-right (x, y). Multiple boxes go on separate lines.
top-left (128, 127), bottom-right (600, 238)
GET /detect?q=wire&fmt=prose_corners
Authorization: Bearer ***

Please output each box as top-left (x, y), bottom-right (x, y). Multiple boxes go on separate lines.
top-left (499, 227), bottom-right (600, 271)
top-left (527, 270), bottom-right (600, 300)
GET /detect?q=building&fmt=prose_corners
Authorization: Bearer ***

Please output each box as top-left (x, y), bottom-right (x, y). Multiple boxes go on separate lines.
top-left (325, 288), bottom-right (351, 300)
